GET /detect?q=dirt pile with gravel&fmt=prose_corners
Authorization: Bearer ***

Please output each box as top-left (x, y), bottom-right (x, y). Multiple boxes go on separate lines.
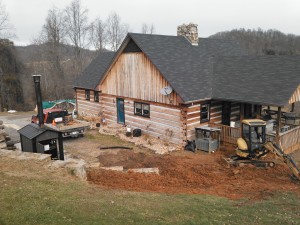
top-left (87, 150), bottom-right (300, 200)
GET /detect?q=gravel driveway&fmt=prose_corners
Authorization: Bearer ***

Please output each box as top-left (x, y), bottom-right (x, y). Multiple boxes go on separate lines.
top-left (0, 112), bottom-right (33, 142)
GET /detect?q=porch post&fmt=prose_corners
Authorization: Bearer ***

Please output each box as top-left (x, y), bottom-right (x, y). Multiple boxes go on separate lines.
top-left (58, 132), bottom-right (64, 160)
top-left (276, 106), bottom-right (282, 144)
top-left (240, 103), bottom-right (244, 121)
top-left (239, 103), bottom-right (244, 137)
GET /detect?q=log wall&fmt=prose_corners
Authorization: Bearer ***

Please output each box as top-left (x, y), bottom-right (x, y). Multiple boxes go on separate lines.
top-left (100, 53), bottom-right (182, 105)
top-left (76, 89), bottom-right (101, 116)
top-left (230, 102), bottom-right (241, 121)
top-left (101, 94), bottom-right (184, 145)
top-left (184, 101), bottom-right (241, 141)
top-left (185, 101), bottom-right (223, 140)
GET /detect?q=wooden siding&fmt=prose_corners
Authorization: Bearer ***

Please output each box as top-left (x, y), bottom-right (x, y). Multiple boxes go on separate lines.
top-left (289, 84), bottom-right (300, 104)
top-left (76, 89), bottom-right (101, 116)
top-left (101, 94), bottom-right (184, 145)
top-left (100, 53), bottom-right (182, 105)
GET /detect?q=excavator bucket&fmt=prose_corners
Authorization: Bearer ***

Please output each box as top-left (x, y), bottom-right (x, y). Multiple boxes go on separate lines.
top-left (265, 141), bottom-right (300, 181)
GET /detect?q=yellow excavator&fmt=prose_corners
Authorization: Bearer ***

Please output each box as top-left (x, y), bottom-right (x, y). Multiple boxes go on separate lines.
top-left (226, 119), bottom-right (300, 181)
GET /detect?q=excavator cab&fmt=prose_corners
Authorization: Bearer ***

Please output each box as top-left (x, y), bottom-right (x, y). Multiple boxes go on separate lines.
top-left (237, 119), bottom-right (267, 158)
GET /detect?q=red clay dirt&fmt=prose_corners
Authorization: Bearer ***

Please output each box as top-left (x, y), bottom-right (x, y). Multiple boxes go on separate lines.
top-left (87, 149), bottom-right (300, 200)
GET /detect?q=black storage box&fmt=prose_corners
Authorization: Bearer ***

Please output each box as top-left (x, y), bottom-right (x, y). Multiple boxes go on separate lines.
top-left (133, 129), bottom-right (142, 137)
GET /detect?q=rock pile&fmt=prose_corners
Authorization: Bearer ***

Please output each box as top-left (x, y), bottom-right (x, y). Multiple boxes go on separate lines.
top-left (0, 120), bottom-right (16, 150)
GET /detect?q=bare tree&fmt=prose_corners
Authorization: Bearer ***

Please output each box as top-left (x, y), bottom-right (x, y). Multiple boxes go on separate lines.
top-left (90, 17), bottom-right (107, 51)
top-left (141, 23), bottom-right (155, 34)
top-left (64, 0), bottom-right (90, 73)
top-left (0, 0), bottom-right (14, 39)
top-left (42, 7), bottom-right (65, 50)
top-left (32, 7), bottom-right (67, 99)
top-left (106, 12), bottom-right (129, 51)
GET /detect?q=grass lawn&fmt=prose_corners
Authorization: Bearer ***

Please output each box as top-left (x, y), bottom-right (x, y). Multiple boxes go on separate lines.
top-left (1, 168), bottom-right (300, 225)
top-left (1, 130), bottom-right (300, 225)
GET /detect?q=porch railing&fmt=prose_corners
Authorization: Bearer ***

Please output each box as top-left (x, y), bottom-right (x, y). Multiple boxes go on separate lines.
top-left (279, 125), bottom-right (300, 154)
top-left (209, 123), bottom-right (241, 145)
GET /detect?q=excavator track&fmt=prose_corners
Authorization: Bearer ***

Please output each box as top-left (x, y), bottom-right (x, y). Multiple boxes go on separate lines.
top-left (224, 156), bottom-right (275, 168)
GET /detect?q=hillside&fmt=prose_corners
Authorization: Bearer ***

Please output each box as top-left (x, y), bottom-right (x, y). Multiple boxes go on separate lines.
top-left (15, 43), bottom-right (97, 106)
top-left (209, 28), bottom-right (300, 55)
top-left (16, 43), bottom-right (96, 64)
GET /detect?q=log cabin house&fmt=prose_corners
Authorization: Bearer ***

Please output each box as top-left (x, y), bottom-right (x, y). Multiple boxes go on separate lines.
top-left (74, 23), bottom-right (300, 153)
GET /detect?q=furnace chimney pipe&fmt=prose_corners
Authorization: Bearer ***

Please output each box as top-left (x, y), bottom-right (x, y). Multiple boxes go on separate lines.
top-left (33, 75), bottom-right (44, 127)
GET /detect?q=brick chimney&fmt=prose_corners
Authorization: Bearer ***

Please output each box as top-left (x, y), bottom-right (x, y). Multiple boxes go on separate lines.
top-left (177, 23), bottom-right (198, 46)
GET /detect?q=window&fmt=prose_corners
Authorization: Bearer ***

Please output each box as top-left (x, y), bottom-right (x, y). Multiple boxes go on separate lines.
top-left (85, 90), bottom-right (90, 101)
top-left (94, 91), bottom-right (99, 102)
top-left (200, 103), bottom-right (210, 123)
top-left (134, 102), bottom-right (150, 117)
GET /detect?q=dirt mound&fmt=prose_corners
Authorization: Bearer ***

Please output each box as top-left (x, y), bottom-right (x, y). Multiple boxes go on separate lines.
top-left (88, 150), bottom-right (300, 200)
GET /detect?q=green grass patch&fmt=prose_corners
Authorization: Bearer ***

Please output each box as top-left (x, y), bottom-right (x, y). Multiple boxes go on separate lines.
top-left (85, 131), bottom-right (135, 148)
top-left (0, 171), bottom-right (300, 225)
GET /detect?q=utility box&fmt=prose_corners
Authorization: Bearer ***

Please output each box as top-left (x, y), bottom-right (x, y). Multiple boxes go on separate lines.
top-left (18, 123), bottom-right (64, 160)
top-left (195, 138), bottom-right (218, 152)
top-left (195, 126), bottom-right (221, 153)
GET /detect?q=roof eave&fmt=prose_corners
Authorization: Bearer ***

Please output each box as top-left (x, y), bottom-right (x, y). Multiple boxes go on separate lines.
top-left (212, 97), bottom-right (287, 107)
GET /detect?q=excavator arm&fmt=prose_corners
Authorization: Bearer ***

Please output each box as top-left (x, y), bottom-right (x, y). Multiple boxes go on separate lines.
top-left (264, 142), bottom-right (300, 181)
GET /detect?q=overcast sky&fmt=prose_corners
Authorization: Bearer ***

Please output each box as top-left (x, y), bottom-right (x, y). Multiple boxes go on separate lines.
top-left (2, 0), bottom-right (300, 46)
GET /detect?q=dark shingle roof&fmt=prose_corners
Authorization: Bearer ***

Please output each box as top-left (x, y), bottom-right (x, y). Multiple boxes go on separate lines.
top-left (73, 51), bottom-right (115, 89)
top-left (129, 33), bottom-right (249, 102)
top-left (18, 123), bottom-right (48, 139)
top-left (212, 56), bottom-right (300, 106)
top-left (74, 33), bottom-right (300, 106)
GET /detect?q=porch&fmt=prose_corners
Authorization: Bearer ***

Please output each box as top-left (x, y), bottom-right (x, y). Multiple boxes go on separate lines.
top-left (209, 120), bottom-right (300, 154)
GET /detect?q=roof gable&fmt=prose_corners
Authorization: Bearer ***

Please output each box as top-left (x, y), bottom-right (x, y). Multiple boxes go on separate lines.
top-left (128, 33), bottom-right (249, 102)
top-left (123, 39), bottom-right (142, 53)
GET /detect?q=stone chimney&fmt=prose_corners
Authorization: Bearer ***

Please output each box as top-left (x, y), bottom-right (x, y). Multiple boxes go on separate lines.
top-left (177, 23), bottom-right (198, 46)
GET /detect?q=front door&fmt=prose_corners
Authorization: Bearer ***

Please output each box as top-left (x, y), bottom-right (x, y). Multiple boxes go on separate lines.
top-left (222, 101), bottom-right (231, 126)
top-left (117, 98), bottom-right (125, 124)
